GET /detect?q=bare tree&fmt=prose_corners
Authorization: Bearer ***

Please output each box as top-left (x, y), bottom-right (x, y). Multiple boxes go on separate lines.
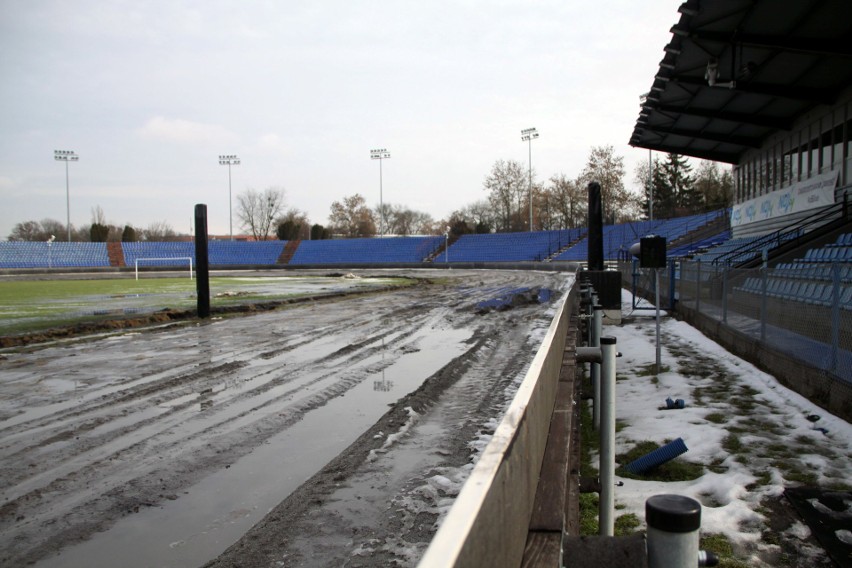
top-left (694, 160), bottom-right (734, 211)
top-left (547, 174), bottom-right (586, 229)
top-left (484, 159), bottom-right (527, 232)
top-left (329, 194), bottom-right (375, 237)
top-left (144, 220), bottom-right (177, 241)
top-left (237, 187), bottom-right (287, 241)
top-left (578, 145), bottom-right (638, 224)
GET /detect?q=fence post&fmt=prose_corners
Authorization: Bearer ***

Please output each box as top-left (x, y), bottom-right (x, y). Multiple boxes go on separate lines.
top-left (760, 267), bottom-right (767, 342)
top-left (592, 304), bottom-right (602, 431)
top-left (831, 262), bottom-right (840, 374)
top-left (696, 259), bottom-right (701, 312)
top-left (669, 260), bottom-right (677, 311)
top-left (722, 266), bottom-right (728, 324)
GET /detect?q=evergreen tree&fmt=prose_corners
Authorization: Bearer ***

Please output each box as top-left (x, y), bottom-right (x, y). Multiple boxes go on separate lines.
top-left (662, 153), bottom-right (696, 214)
top-left (121, 225), bottom-right (137, 242)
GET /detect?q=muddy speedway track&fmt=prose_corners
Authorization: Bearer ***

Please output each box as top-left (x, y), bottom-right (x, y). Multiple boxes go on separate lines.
top-left (0, 269), bottom-right (573, 567)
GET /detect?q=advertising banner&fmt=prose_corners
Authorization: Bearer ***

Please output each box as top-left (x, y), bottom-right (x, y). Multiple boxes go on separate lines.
top-left (731, 170), bottom-right (839, 228)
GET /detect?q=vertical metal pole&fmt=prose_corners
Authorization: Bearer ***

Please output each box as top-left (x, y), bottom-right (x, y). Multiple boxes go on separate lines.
top-left (831, 262), bottom-right (840, 373)
top-left (599, 336), bottom-right (617, 537)
top-left (228, 163), bottom-right (233, 241)
top-left (722, 266), bottom-right (728, 324)
top-left (669, 260), bottom-right (677, 311)
top-left (592, 304), bottom-right (602, 431)
top-left (760, 267), bottom-right (767, 342)
top-left (195, 204), bottom-right (211, 319)
top-left (655, 268), bottom-right (661, 374)
top-left (648, 148), bottom-right (653, 221)
top-left (65, 160), bottom-right (71, 242)
top-left (695, 259), bottom-right (701, 312)
top-left (379, 158), bottom-right (383, 237)
top-left (528, 137), bottom-right (533, 231)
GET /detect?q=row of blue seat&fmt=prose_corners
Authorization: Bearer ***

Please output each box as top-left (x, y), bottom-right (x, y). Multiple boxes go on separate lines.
top-left (0, 242), bottom-right (109, 268)
top-left (289, 236), bottom-right (443, 265)
top-left (803, 246), bottom-right (851, 262)
top-left (736, 276), bottom-right (852, 309)
top-left (774, 262), bottom-right (851, 283)
top-left (448, 229), bottom-right (583, 262)
top-left (554, 210), bottom-right (725, 262)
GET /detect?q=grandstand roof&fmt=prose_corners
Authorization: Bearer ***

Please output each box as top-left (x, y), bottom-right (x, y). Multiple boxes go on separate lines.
top-left (629, 0), bottom-right (852, 164)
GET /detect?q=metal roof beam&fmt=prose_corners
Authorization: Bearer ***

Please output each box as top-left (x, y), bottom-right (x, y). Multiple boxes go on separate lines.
top-left (638, 124), bottom-right (763, 148)
top-left (654, 103), bottom-right (792, 130)
top-left (670, 27), bottom-right (852, 58)
top-left (665, 74), bottom-right (837, 105)
top-left (629, 140), bottom-right (740, 164)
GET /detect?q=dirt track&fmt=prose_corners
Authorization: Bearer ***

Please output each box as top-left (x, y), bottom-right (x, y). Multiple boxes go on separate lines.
top-left (0, 269), bottom-right (574, 567)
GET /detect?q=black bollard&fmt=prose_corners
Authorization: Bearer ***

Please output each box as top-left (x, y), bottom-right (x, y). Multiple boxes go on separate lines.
top-left (194, 204), bottom-right (210, 318)
top-left (587, 181), bottom-right (604, 271)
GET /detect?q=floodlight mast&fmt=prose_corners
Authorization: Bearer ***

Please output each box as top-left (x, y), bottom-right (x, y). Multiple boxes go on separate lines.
top-left (54, 150), bottom-right (79, 242)
top-left (219, 154), bottom-right (240, 240)
top-left (520, 128), bottom-right (539, 231)
top-left (370, 148), bottom-right (391, 237)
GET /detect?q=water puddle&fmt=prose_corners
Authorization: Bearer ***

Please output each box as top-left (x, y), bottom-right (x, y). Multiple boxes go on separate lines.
top-left (35, 326), bottom-right (473, 568)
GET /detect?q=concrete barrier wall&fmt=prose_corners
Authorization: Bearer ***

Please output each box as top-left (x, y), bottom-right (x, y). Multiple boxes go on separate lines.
top-left (417, 282), bottom-right (575, 567)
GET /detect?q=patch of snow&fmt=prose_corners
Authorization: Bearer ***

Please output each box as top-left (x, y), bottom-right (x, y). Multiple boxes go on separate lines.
top-left (610, 289), bottom-right (852, 565)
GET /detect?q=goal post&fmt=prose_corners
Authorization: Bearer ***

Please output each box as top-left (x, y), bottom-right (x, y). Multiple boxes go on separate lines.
top-left (134, 257), bottom-right (194, 280)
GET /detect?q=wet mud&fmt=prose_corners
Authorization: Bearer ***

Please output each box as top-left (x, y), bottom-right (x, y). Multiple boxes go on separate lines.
top-left (0, 269), bottom-right (573, 567)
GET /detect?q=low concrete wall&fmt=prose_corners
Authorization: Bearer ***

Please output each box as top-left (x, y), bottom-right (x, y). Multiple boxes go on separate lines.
top-left (417, 282), bottom-right (575, 567)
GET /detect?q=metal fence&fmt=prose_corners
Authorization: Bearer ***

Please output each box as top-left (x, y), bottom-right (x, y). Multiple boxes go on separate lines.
top-left (628, 259), bottom-right (851, 384)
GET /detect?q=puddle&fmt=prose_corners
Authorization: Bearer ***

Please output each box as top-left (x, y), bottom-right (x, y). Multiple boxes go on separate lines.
top-left (34, 327), bottom-right (473, 568)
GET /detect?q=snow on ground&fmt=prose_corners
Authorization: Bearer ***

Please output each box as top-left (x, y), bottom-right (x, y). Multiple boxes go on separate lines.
top-left (608, 289), bottom-right (852, 565)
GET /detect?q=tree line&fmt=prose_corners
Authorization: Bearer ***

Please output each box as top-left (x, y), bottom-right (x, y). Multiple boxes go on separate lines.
top-left (7, 146), bottom-right (733, 241)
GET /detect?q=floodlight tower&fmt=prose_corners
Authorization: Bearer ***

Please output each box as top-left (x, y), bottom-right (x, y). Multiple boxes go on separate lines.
top-left (521, 128), bottom-right (539, 231)
top-left (54, 150), bottom-right (79, 242)
top-left (219, 154), bottom-right (240, 240)
top-left (370, 148), bottom-right (391, 237)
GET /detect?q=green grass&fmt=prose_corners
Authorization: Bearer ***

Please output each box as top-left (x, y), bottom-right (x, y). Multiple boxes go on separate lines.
top-left (616, 440), bottom-right (704, 481)
top-left (700, 534), bottom-right (750, 568)
top-left (0, 275), bottom-right (413, 336)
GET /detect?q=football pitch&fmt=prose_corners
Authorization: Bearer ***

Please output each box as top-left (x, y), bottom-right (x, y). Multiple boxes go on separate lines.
top-left (0, 272), bottom-right (410, 337)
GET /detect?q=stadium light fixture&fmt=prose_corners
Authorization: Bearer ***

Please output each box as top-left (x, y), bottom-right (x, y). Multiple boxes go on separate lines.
top-left (370, 148), bottom-right (391, 237)
top-left (219, 154), bottom-right (240, 240)
top-left (520, 128), bottom-right (539, 231)
top-left (54, 150), bottom-right (79, 242)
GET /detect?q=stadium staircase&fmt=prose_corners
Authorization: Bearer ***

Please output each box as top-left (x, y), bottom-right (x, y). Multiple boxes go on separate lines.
top-left (277, 240), bottom-right (301, 265)
top-left (665, 212), bottom-right (730, 259)
top-left (543, 232), bottom-right (588, 262)
top-left (424, 234), bottom-right (459, 263)
top-left (107, 242), bottom-right (126, 267)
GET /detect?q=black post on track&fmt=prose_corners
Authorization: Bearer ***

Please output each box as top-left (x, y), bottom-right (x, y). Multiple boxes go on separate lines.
top-left (587, 181), bottom-right (604, 271)
top-left (194, 204), bottom-right (210, 318)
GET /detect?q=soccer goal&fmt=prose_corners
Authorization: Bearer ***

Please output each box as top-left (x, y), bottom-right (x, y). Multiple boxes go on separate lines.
top-left (134, 257), bottom-right (194, 280)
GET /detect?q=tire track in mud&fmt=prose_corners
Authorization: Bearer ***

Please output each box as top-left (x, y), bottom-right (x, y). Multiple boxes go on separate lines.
top-left (208, 288), bottom-right (564, 567)
top-left (0, 279), bottom-right (500, 567)
top-left (0, 270), bottom-right (571, 567)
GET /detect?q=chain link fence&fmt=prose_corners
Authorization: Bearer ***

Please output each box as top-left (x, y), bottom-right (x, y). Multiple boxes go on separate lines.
top-left (627, 259), bottom-right (851, 385)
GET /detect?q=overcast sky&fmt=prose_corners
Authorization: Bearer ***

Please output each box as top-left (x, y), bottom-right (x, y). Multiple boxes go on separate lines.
top-left (0, 0), bottom-right (683, 239)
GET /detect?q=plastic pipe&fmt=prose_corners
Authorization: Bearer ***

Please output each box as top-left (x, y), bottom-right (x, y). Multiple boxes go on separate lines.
top-left (626, 438), bottom-right (688, 475)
